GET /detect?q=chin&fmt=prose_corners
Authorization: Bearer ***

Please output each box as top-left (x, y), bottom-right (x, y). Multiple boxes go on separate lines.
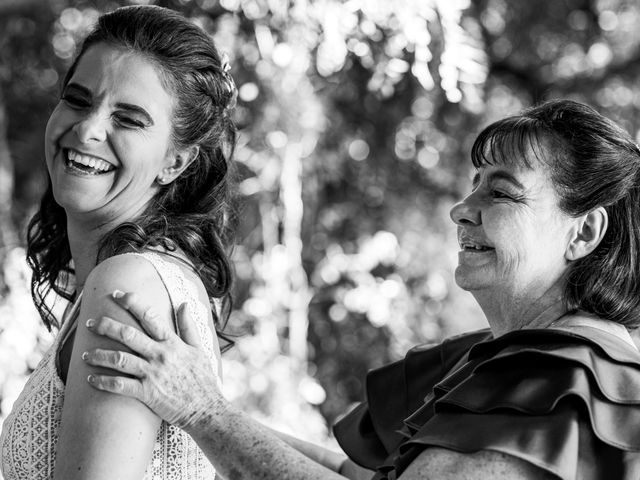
top-left (454, 267), bottom-right (493, 291)
top-left (50, 185), bottom-right (93, 215)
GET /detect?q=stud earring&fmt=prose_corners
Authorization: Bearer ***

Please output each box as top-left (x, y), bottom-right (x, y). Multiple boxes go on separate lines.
top-left (156, 176), bottom-right (168, 185)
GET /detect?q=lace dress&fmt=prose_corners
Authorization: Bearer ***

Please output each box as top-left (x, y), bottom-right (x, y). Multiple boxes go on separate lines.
top-left (0, 252), bottom-right (219, 480)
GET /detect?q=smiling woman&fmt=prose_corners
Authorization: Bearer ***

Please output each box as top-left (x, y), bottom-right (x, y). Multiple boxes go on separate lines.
top-left (0, 5), bottom-right (237, 480)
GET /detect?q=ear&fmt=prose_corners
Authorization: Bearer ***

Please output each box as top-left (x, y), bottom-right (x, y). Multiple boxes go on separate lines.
top-left (565, 207), bottom-right (608, 261)
top-left (156, 145), bottom-right (199, 186)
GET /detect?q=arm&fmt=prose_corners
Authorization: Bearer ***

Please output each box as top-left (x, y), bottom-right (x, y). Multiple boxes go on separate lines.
top-left (400, 447), bottom-right (557, 479)
top-left (81, 293), bottom-right (366, 480)
top-left (266, 428), bottom-right (345, 471)
top-left (185, 401), bottom-right (351, 480)
top-left (267, 429), bottom-right (373, 480)
top-left (53, 256), bottom-right (173, 480)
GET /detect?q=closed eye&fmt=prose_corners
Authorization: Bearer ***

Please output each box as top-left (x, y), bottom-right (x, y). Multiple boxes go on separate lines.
top-left (490, 189), bottom-right (512, 200)
top-left (113, 114), bottom-right (145, 129)
top-left (62, 94), bottom-right (90, 109)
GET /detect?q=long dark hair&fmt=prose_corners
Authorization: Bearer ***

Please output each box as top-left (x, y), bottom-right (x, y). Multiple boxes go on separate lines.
top-left (27, 6), bottom-right (237, 349)
top-left (471, 99), bottom-right (640, 328)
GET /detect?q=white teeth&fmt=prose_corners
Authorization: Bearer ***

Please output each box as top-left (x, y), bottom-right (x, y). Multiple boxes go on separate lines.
top-left (66, 149), bottom-right (114, 172)
top-left (461, 243), bottom-right (491, 251)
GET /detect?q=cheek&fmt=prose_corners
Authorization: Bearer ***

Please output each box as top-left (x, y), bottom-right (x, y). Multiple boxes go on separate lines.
top-left (45, 106), bottom-right (70, 154)
top-left (487, 214), bottom-right (532, 274)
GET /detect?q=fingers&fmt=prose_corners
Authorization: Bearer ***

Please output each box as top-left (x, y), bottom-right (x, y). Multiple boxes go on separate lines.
top-left (111, 290), bottom-right (171, 341)
top-left (176, 303), bottom-right (204, 349)
top-left (82, 349), bottom-right (147, 377)
top-left (86, 316), bottom-right (155, 357)
top-left (87, 374), bottom-right (144, 399)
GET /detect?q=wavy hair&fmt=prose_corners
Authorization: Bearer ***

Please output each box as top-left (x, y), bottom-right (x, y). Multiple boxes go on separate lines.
top-left (27, 5), bottom-right (237, 349)
top-left (471, 99), bottom-right (640, 327)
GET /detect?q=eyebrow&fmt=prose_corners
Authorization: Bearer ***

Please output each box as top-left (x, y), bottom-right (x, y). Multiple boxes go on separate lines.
top-left (64, 82), bottom-right (154, 126)
top-left (472, 170), bottom-right (526, 190)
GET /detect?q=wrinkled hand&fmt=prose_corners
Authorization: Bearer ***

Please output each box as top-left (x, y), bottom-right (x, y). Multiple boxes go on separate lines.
top-left (82, 291), bottom-right (223, 432)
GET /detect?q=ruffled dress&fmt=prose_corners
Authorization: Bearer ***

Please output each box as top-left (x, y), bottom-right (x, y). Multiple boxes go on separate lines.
top-left (333, 314), bottom-right (640, 479)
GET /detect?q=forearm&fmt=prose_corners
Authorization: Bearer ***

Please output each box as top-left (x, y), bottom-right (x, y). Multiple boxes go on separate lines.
top-left (266, 427), bottom-right (346, 472)
top-left (185, 402), bottom-right (348, 480)
top-left (267, 429), bottom-right (373, 480)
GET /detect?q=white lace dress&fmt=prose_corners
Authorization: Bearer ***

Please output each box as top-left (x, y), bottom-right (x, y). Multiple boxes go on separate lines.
top-left (0, 252), bottom-right (218, 480)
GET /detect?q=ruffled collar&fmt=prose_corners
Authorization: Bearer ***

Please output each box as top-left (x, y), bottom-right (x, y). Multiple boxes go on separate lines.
top-left (550, 312), bottom-right (637, 350)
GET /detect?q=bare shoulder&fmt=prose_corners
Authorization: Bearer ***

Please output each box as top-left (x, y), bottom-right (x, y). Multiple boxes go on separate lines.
top-left (400, 447), bottom-right (557, 480)
top-left (82, 253), bottom-right (173, 331)
top-left (85, 252), bottom-right (163, 289)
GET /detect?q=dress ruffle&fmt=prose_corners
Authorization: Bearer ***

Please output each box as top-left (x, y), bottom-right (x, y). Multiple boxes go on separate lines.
top-left (333, 329), bottom-right (491, 470)
top-left (333, 323), bottom-right (640, 480)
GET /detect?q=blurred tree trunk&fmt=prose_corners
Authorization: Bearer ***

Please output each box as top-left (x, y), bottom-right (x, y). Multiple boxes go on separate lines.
top-left (280, 142), bottom-right (311, 368)
top-left (0, 88), bottom-right (17, 295)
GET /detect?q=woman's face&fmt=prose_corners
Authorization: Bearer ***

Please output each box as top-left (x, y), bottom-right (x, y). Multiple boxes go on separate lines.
top-left (450, 155), bottom-right (577, 301)
top-left (45, 42), bottom-right (176, 225)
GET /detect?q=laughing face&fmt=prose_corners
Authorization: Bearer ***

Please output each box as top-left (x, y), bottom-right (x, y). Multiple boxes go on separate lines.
top-left (45, 42), bottom-right (177, 225)
top-left (450, 154), bottom-right (578, 300)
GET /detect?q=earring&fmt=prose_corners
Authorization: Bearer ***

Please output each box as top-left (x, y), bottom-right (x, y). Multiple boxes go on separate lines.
top-left (156, 175), bottom-right (168, 185)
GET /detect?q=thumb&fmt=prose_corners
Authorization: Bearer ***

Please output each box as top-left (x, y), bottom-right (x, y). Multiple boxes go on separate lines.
top-left (177, 303), bottom-right (204, 349)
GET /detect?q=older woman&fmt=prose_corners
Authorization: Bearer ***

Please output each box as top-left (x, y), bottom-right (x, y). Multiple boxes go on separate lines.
top-left (0, 5), bottom-right (236, 480)
top-left (81, 99), bottom-right (640, 479)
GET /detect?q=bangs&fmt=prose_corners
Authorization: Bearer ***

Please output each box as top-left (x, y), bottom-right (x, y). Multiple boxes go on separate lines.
top-left (471, 115), bottom-right (552, 170)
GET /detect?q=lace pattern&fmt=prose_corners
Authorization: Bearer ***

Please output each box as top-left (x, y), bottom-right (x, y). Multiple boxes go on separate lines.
top-left (0, 251), bottom-right (219, 479)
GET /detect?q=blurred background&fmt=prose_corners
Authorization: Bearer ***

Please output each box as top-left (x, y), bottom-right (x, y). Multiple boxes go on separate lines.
top-left (2, 0), bottom-right (640, 464)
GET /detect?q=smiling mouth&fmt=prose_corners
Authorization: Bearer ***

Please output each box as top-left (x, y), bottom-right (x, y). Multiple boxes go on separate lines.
top-left (460, 243), bottom-right (495, 252)
top-left (64, 148), bottom-right (116, 175)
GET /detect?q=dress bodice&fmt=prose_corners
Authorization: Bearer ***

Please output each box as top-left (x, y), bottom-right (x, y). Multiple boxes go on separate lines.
top-left (0, 251), bottom-right (219, 480)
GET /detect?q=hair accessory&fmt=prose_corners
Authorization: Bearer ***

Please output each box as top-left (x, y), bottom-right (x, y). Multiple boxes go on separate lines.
top-left (221, 52), bottom-right (232, 73)
top-left (219, 52), bottom-right (237, 110)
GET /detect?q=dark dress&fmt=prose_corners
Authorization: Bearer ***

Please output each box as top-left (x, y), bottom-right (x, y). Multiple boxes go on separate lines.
top-left (333, 317), bottom-right (640, 479)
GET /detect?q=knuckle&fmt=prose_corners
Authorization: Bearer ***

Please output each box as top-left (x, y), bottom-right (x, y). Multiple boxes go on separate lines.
top-left (120, 325), bottom-right (135, 343)
top-left (142, 308), bottom-right (157, 322)
top-left (114, 351), bottom-right (127, 369)
top-left (153, 350), bottom-right (167, 364)
top-left (111, 377), bottom-right (123, 390)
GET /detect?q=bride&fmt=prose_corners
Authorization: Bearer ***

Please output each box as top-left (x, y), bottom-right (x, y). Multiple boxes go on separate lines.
top-left (0, 5), bottom-right (236, 479)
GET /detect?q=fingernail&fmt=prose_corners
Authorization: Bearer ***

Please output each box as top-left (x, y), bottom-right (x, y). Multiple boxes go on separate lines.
top-left (81, 351), bottom-right (88, 360)
top-left (87, 374), bottom-right (95, 383)
top-left (112, 290), bottom-right (124, 299)
top-left (86, 318), bottom-right (95, 328)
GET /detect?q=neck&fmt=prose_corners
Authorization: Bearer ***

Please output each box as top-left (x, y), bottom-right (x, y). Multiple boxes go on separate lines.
top-left (65, 202), bottom-right (149, 290)
top-left (472, 281), bottom-right (568, 337)
top-left (67, 218), bottom-right (108, 291)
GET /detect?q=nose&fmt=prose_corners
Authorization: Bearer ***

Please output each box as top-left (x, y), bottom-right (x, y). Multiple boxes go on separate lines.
top-left (450, 194), bottom-right (481, 226)
top-left (72, 111), bottom-right (107, 144)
